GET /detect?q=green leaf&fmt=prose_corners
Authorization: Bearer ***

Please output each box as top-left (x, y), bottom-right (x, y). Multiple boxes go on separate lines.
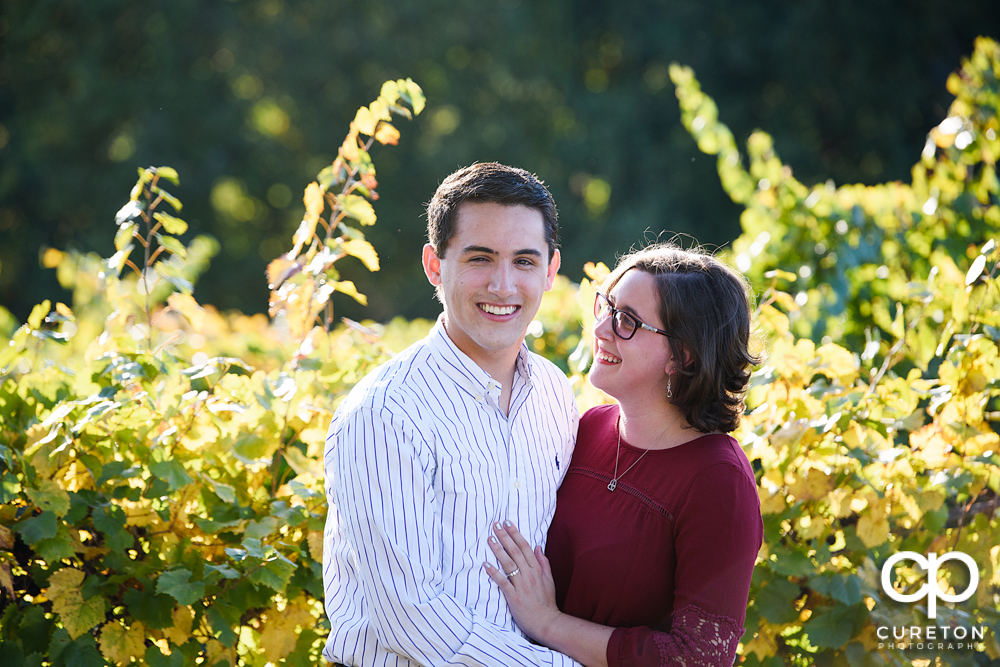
top-left (59, 633), bottom-right (103, 667)
top-left (123, 586), bottom-right (174, 630)
top-left (206, 606), bottom-right (238, 648)
top-left (155, 234), bottom-right (187, 260)
top-left (35, 526), bottom-right (76, 562)
top-left (769, 546), bottom-right (816, 577)
top-left (14, 511), bottom-right (57, 545)
top-left (204, 563), bottom-right (241, 581)
top-left (149, 459), bottom-right (194, 491)
top-left (156, 569), bottom-right (205, 606)
top-left (145, 645), bottom-right (183, 667)
top-left (26, 479), bottom-right (71, 517)
top-left (802, 604), bottom-right (865, 649)
top-left (756, 577), bottom-right (802, 624)
top-left (249, 558), bottom-right (295, 592)
top-left (245, 517), bottom-right (278, 540)
top-left (233, 433), bottom-right (268, 462)
top-left (337, 194), bottom-right (376, 226)
top-left (153, 211), bottom-right (188, 235)
top-left (93, 505), bottom-right (131, 554)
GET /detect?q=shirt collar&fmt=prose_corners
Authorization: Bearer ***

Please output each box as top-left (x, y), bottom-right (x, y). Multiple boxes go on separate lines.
top-left (427, 315), bottom-right (534, 405)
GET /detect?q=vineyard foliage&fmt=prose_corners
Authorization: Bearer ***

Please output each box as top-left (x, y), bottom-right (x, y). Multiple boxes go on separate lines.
top-left (1, 39), bottom-right (999, 667)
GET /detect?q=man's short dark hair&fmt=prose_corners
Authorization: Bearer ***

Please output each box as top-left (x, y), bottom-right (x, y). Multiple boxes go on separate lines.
top-left (603, 243), bottom-right (761, 434)
top-left (426, 163), bottom-right (558, 259)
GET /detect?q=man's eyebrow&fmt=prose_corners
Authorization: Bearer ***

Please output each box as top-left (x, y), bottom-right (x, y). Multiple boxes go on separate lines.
top-left (459, 246), bottom-right (544, 258)
top-left (460, 245), bottom-right (497, 255)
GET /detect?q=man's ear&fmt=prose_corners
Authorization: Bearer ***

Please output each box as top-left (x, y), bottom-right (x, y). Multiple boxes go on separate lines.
top-left (544, 249), bottom-right (561, 291)
top-left (422, 244), bottom-right (442, 286)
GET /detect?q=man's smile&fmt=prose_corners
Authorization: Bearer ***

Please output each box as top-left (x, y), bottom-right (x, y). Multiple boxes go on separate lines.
top-left (478, 303), bottom-right (520, 317)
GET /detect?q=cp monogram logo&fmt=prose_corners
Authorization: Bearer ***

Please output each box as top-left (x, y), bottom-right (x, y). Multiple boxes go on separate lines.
top-left (881, 551), bottom-right (979, 619)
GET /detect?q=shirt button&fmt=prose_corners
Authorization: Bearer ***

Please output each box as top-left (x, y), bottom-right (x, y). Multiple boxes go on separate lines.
top-left (513, 478), bottom-right (522, 489)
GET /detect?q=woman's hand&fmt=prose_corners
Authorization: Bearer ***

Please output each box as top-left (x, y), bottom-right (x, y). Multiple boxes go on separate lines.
top-left (483, 520), bottom-right (563, 644)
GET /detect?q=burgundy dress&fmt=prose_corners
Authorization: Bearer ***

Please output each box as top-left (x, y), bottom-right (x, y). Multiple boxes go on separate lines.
top-left (545, 404), bottom-right (763, 667)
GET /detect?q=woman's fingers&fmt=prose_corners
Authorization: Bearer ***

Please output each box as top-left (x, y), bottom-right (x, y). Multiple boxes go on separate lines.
top-left (535, 546), bottom-right (553, 579)
top-left (487, 533), bottom-right (519, 577)
top-left (492, 521), bottom-right (537, 570)
top-left (482, 562), bottom-right (515, 594)
top-left (504, 521), bottom-right (535, 555)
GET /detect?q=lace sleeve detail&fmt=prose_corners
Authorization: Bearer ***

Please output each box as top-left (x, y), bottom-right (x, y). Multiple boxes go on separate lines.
top-left (650, 604), bottom-right (742, 666)
top-left (610, 604), bottom-right (743, 667)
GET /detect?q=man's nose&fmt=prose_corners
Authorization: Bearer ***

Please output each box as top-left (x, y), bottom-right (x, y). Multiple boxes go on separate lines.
top-left (488, 263), bottom-right (517, 297)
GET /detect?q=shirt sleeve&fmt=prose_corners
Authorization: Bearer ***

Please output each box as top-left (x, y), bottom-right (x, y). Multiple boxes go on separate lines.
top-left (332, 405), bottom-right (582, 667)
top-left (606, 462), bottom-right (762, 667)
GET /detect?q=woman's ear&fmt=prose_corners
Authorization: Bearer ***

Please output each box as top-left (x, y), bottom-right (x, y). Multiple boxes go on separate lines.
top-left (665, 344), bottom-right (694, 375)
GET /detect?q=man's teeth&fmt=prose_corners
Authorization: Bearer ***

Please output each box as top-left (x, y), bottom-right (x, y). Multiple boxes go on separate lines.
top-left (597, 351), bottom-right (621, 364)
top-left (480, 304), bottom-right (517, 316)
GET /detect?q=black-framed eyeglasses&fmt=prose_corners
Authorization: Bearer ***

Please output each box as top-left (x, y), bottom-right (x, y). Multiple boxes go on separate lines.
top-left (594, 291), bottom-right (671, 341)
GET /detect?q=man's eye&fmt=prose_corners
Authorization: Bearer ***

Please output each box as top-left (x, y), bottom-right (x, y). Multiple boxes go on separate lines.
top-left (516, 258), bottom-right (536, 266)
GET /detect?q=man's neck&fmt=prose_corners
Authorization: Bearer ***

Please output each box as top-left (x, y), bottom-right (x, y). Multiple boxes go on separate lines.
top-left (440, 321), bottom-right (521, 415)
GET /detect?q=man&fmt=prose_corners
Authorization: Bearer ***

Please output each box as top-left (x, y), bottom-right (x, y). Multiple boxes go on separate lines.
top-left (322, 163), bottom-right (581, 667)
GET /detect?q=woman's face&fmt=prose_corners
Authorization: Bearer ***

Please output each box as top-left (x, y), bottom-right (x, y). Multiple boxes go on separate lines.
top-left (589, 269), bottom-right (673, 404)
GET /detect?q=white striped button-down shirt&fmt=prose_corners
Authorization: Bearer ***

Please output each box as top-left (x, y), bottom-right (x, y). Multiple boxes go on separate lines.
top-left (322, 318), bottom-right (580, 667)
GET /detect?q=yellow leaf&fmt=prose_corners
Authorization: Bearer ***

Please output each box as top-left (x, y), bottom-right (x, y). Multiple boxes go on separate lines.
top-left (857, 624), bottom-right (881, 651)
top-left (206, 639), bottom-right (235, 667)
top-left (292, 181), bottom-right (325, 255)
top-left (163, 605), bottom-right (193, 646)
top-left (45, 569), bottom-right (107, 639)
top-left (909, 424), bottom-right (953, 468)
top-left (307, 531), bottom-right (324, 563)
top-left (374, 122), bottom-right (400, 145)
top-left (816, 343), bottom-right (858, 382)
top-left (338, 194), bottom-right (377, 226)
top-left (795, 469), bottom-right (836, 502)
top-left (857, 497), bottom-right (890, 548)
top-left (379, 80), bottom-right (400, 105)
top-left (354, 105), bottom-right (378, 136)
top-left (259, 603), bottom-right (315, 662)
top-left (582, 261), bottom-right (611, 283)
top-left (744, 622), bottom-right (778, 660)
top-left (342, 239), bottom-right (380, 271)
top-left (99, 621), bottom-right (145, 665)
top-left (333, 280), bottom-right (368, 306)
top-left (0, 525), bottom-right (12, 550)
top-left (0, 562), bottom-right (14, 599)
top-left (167, 293), bottom-right (206, 330)
top-left (266, 255), bottom-right (299, 290)
top-left (340, 125), bottom-right (360, 162)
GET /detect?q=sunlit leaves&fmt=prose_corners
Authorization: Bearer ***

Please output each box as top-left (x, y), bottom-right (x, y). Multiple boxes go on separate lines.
top-left (44, 569), bottom-right (107, 639)
top-left (342, 239), bottom-right (379, 271)
top-left (337, 194), bottom-right (376, 226)
top-left (98, 621), bottom-right (145, 665)
top-left (156, 569), bottom-right (205, 606)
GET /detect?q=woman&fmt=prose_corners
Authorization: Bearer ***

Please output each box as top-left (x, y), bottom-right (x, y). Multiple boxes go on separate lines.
top-left (484, 244), bottom-right (763, 667)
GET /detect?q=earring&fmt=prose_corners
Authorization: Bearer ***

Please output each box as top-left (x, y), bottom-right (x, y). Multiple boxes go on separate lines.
top-left (667, 375), bottom-right (673, 399)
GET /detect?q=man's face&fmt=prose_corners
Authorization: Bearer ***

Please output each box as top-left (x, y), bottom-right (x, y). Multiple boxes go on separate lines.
top-left (422, 201), bottom-right (560, 370)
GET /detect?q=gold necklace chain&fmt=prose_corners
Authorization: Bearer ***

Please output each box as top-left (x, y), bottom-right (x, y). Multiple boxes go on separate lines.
top-left (607, 411), bottom-right (682, 492)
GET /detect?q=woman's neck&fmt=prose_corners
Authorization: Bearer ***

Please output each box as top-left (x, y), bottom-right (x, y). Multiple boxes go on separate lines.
top-left (618, 400), bottom-right (689, 451)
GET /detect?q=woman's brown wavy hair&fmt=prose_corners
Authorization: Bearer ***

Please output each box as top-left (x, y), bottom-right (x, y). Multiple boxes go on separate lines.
top-left (602, 243), bottom-right (761, 434)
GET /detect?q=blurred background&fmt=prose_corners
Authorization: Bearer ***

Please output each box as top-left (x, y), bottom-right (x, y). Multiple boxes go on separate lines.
top-left (2, 0), bottom-right (998, 323)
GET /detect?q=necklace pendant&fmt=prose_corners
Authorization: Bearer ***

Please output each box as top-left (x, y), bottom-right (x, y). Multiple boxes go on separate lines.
top-left (607, 479), bottom-right (617, 492)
